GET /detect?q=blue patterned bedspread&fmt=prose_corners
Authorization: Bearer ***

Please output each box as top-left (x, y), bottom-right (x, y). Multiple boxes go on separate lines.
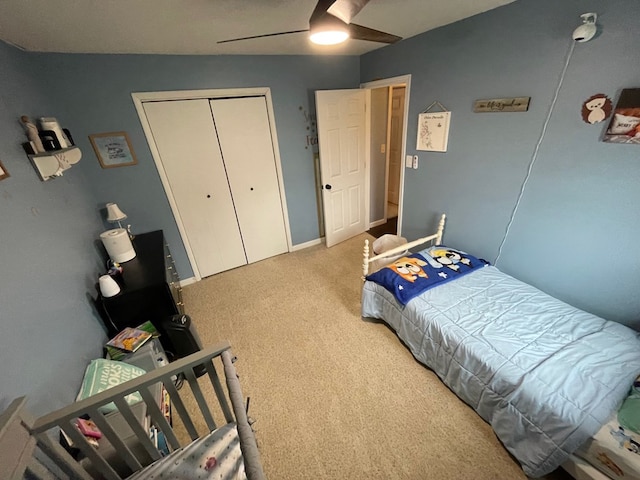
top-left (362, 262), bottom-right (640, 477)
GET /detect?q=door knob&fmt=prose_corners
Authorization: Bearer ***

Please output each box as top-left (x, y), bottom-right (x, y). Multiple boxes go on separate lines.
top-left (325, 184), bottom-right (332, 190)
top-left (206, 194), bottom-right (211, 198)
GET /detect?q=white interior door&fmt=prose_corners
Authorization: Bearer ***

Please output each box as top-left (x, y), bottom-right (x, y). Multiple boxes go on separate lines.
top-left (210, 97), bottom-right (288, 263)
top-left (143, 99), bottom-right (247, 277)
top-left (316, 89), bottom-right (367, 248)
top-left (388, 87), bottom-right (405, 206)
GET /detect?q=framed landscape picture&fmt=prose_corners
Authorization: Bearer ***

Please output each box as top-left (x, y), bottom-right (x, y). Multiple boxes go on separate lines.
top-left (89, 131), bottom-right (138, 168)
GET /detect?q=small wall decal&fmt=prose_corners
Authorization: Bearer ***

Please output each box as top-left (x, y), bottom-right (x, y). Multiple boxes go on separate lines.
top-left (581, 94), bottom-right (612, 124)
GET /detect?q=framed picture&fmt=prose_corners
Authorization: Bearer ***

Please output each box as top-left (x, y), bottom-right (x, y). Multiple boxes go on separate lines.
top-left (0, 159), bottom-right (9, 180)
top-left (416, 111), bottom-right (451, 152)
top-left (89, 131), bottom-right (138, 168)
top-left (602, 88), bottom-right (640, 145)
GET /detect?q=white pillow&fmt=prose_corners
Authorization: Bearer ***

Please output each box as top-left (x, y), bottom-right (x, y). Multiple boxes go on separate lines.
top-left (608, 113), bottom-right (640, 135)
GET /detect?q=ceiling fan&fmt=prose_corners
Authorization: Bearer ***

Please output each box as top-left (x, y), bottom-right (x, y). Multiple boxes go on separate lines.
top-left (218, 0), bottom-right (402, 46)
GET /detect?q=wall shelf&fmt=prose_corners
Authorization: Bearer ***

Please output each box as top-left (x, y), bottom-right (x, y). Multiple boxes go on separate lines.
top-left (28, 146), bottom-right (82, 181)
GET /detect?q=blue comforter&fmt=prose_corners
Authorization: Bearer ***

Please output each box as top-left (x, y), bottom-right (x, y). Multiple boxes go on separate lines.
top-left (362, 263), bottom-right (640, 477)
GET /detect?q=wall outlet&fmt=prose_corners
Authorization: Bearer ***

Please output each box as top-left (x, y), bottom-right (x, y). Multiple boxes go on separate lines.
top-left (405, 155), bottom-right (413, 168)
top-left (412, 155), bottom-right (419, 169)
top-left (380, 144), bottom-right (386, 154)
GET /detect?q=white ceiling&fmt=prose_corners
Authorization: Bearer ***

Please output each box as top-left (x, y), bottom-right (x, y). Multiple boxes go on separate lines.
top-left (0, 0), bottom-right (515, 56)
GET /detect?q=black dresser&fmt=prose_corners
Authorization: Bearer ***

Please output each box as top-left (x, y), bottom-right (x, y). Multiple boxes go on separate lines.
top-left (96, 230), bottom-right (185, 337)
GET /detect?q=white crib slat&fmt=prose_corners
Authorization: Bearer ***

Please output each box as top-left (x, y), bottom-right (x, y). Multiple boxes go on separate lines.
top-left (62, 420), bottom-right (122, 480)
top-left (139, 387), bottom-right (180, 451)
top-left (86, 407), bottom-right (143, 472)
top-left (163, 376), bottom-right (199, 441)
top-left (34, 432), bottom-right (93, 480)
top-left (112, 397), bottom-right (161, 462)
top-left (184, 367), bottom-right (217, 432)
top-left (205, 360), bottom-right (233, 423)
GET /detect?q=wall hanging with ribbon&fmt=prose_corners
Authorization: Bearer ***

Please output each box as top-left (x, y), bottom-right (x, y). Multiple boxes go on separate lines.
top-left (416, 101), bottom-right (451, 152)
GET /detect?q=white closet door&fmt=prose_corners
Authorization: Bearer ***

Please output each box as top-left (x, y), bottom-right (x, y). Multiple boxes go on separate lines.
top-left (210, 97), bottom-right (288, 263)
top-left (143, 99), bottom-right (247, 277)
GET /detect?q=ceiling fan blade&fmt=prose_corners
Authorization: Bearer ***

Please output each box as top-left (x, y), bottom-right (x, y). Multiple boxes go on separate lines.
top-left (310, 0), bottom-right (338, 24)
top-left (218, 29), bottom-right (309, 44)
top-left (348, 23), bottom-right (402, 44)
top-left (327, 0), bottom-right (370, 24)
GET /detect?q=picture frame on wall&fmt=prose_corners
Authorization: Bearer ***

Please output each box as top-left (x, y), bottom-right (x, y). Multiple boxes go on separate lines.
top-left (0, 159), bottom-right (10, 180)
top-left (89, 131), bottom-right (138, 168)
top-left (416, 111), bottom-right (451, 152)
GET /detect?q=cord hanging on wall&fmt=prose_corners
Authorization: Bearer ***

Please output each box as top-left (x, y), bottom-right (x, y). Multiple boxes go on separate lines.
top-left (417, 101), bottom-right (451, 152)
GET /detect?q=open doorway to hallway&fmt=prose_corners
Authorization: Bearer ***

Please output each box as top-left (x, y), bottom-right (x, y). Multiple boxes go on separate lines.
top-left (365, 78), bottom-right (409, 239)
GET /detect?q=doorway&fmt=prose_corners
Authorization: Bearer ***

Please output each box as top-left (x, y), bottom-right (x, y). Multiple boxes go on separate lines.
top-left (362, 75), bottom-right (411, 239)
top-left (315, 76), bottom-right (410, 246)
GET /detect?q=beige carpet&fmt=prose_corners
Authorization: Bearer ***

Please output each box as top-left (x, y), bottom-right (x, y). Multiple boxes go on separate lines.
top-left (178, 233), bottom-right (572, 480)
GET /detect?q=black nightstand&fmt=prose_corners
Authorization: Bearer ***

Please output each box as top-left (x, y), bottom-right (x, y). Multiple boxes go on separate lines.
top-left (95, 230), bottom-right (185, 338)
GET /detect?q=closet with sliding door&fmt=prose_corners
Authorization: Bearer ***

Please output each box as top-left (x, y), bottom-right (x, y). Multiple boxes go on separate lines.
top-left (142, 95), bottom-right (289, 278)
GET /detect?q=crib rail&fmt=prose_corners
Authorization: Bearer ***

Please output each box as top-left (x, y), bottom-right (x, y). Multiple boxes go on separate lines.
top-left (26, 341), bottom-right (265, 480)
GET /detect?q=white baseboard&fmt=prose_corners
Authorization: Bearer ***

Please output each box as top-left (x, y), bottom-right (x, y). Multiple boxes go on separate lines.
top-left (291, 237), bottom-right (324, 251)
top-left (370, 218), bottom-right (386, 228)
top-left (179, 277), bottom-right (197, 287)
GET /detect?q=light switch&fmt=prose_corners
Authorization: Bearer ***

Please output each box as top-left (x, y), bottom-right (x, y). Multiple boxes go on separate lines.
top-left (405, 155), bottom-right (413, 168)
top-left (380, 144), bottom-right (386, 154)
top-left (412, 155), bottom-right (419, 169)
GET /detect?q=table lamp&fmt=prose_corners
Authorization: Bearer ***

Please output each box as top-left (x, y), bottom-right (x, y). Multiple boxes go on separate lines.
top-left (106, 202), bottom-right (134, 239)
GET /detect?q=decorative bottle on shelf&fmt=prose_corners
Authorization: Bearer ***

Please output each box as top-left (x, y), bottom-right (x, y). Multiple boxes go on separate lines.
top-left (20, 116), bottom-right (45, 153)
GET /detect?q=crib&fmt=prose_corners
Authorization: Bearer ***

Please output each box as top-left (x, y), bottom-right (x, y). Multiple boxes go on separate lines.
top-left (0, 341), bottom-right (265, 480)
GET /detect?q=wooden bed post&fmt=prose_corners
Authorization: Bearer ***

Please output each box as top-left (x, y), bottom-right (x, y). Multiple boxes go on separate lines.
top-left (435, 214), bottom-right (446, 245)
top-left (362, 239), bottom-right (370, 280)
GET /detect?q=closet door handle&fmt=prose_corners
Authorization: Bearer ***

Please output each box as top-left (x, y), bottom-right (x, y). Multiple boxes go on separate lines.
top-left (324, 184), bottom-right (332, 190)
top-left (206, 194), bottom-right (211, 198)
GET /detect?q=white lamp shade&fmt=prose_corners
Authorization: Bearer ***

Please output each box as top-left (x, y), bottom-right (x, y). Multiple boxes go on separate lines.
top-left (106, 203), bottom-right (127, 222)
top-left (98, 275), bottom-right (121, 297)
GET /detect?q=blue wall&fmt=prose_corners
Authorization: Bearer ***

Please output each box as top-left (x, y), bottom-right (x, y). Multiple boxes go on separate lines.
top-left (34, 53), bottom-right (360, 279)
top-left (0, 47), bottom-right (359, 414)
top-left (0, 42), bottom-right (107, 415)
top-left (2, 0), bottom-right (638, 415)
top-left (361, 0), bottom-right (640, 328)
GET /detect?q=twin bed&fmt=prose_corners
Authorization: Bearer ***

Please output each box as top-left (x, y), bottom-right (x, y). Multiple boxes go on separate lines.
top-left (361, 214), bottom-right (640, 480)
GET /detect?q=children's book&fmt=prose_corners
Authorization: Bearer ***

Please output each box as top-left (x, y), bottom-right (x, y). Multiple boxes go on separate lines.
top-left (76, 418), bottom-right (102, 439)
top-left (106, 327), bottom-right (152, 352)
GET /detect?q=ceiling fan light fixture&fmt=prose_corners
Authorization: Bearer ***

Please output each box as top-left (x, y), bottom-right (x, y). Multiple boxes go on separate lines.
top-left (310, 28), bottom-right (349, 45)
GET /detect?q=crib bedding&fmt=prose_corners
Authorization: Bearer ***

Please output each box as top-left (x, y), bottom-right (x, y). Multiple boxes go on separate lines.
top-left (574, 413), bottom-right (640, 480)
top-left (128, 422), bottom-right (246, 480)
top-left (362, 263), bottom-right (640, 478)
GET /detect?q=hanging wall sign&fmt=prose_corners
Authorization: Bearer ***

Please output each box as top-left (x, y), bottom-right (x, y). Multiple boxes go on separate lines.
top-left (417, 111), bottom-right (451, 152)
top-left (581, 94), bottom-right (612, 124)
top-left (473, 97), bottom-right (530, 113)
